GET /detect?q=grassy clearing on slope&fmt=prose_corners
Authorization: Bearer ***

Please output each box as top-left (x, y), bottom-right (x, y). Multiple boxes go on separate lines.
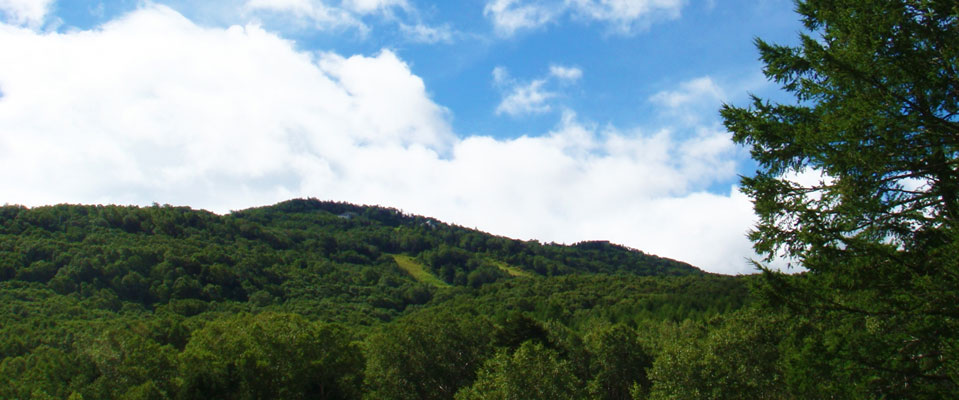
top-left (390, 255), bottom-right (450, 288)
top-left (489, 260), bottom-right (535, 278)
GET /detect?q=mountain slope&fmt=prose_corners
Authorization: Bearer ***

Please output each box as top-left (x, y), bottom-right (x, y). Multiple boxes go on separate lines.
top-left (0, 199), bottom-right (752, 399)
top-left (0, 198), bottom-right (702, 320)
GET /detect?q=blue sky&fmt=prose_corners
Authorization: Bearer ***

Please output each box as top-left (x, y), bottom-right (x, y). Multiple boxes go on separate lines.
top-left (0, 0), bottom-right (804, 274)
top-left (38, 0), bottom-right (802, 138)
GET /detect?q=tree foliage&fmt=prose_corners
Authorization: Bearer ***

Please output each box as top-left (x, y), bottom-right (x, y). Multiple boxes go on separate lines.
top-left (648, 310), bottom-right (787, 400)
top-left (363, 311), bottom-right (494, 400)
top-left (178, 312), bottom-right (363, 400)
top-left (721, 0), bottom-right (959, 396)
top-left (585, 324), bottom-right (652, 400)
top-left (455, 341), bottom-right (584, 400)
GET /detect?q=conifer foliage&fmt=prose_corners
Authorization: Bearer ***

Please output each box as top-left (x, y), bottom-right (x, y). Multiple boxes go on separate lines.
top-left (721, 0), bottom-right (959, 396)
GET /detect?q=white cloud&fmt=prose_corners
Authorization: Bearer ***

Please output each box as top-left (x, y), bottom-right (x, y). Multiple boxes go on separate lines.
top-left (246, 0), bottom-right (406, 17)
top-left (496, 79), bottom-right (554, 116)
top-left (244, 0), bottom-right (365, 31)
top-left (650, 76), bottom-right (724, 109)
top-left (549, 65), bottom-right (582, 81)
top-left (484, 0), bottom-right (559, 36)
top-left (784, 167), bottom-right (832, 189)
top-left (399, 22), bottom-right (453, 44)
top-left (569, 0), bottom-right (685, 32)
top-left (485, 0), bottom-right (685, 36)
top-left (0, 5), bottom-right (452, 209)
top-left (0, 0), bottom-right (53, 27)
top-left (648, 75), bottom-right (728, 127)
top-left (493, 65), bottom-right (583, 117)
top-left (492, 66), bottom-right (511, 85)
top-left (243, 0), bottom-right (442, 42)
top-left (0, 5), bottom-right (763, 274)
top-left (428, 115), bottom-right (756, 273)
top-left (342, 0), bottom-right (408, 14)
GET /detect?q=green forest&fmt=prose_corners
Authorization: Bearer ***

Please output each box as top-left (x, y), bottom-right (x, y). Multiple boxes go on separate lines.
top-left (0, 200), bottom-right (750, 399)
top-left (3, 0), bottom-right (958, 398)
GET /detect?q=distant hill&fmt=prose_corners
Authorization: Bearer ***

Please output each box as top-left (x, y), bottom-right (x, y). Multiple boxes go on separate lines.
top-left (0, 199), bottom-right (751, 399)
top-left (0, 198), bottom-right (701, 318)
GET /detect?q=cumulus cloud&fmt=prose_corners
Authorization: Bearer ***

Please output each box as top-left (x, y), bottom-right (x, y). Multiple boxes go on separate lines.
top-left (485, 0), bottom-right (685, 36)
top-left (0, 0), bottom-right (54, 27)
top-left (0, 5), bottom-right (761, 274)
top-left (493, 65), bottom-right (582, 117)
top-left (434, 114), bottom-right (755, 273)
top-left (0, 5), bottom-right (452, 209)
top-left (496, 79), bottom-right (555, 115)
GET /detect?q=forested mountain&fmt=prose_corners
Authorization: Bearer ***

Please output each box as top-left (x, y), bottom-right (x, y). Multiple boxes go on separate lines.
top-left (1, 200), bottom-right (751, 399)
top-left (0, 199), bottom-right (699, 318)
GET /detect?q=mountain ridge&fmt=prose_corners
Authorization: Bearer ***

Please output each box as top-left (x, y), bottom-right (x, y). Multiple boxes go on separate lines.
top-left (0, 198), bottom-right (750, 399)
top-left (0, 198), bottom-right (703, 319)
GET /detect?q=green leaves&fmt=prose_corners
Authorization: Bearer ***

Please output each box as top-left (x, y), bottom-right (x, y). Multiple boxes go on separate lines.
top-left (648, 311), bottom-right (788, 400)
top-left (0, 200), bottom-right (752, 398)
top-left (723, 0), bottom-right (959, 396)
top-left (178, 313), bottom-right (363, 400)
top-left (364, 311), bottom-right (494, 400)
top-left (455, 342), bottom-right (584, 400)
top-left (584, 324), bottom-right (652, 400)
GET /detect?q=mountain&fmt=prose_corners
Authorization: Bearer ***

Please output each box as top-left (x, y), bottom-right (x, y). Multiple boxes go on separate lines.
top-left (0, 199), bottom-right (748, 399)
top-left (0, 199), bottom-right (702, 317)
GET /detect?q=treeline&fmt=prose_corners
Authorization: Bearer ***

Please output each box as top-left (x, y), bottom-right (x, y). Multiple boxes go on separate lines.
top-left (0, 200), bottom-right (697, 311)
top-left (1, 201), bottom-right (753, 399)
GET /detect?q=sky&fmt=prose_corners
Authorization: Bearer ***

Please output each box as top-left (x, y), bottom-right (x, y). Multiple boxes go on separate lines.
top-left (0, 0), bottom-right (805, 274)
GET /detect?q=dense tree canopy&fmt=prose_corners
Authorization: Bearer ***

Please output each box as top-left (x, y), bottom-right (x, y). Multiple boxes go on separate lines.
top-left (455, 341), bottom-right (584, 400)
top-left (178, 313), bottom-right (363, 400)
top-left (0, 200), bottom-right (748, 399)
top-left (722, 0), bottom-right (959, 396)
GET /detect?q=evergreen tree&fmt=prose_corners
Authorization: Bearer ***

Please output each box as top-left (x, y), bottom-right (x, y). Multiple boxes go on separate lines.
top-left (721, 0), bottom-right (959, 396)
